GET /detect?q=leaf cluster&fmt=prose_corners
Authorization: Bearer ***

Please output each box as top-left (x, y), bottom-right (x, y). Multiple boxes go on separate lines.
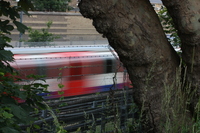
top-left (24, 21), bottom-right (60, 46)
top-left (0, 74), bottom-right (49, 133)
top-left (158, 7), bottom-right (181, 47)
top-left (0, 0), bottom-right (31, 72)
top-left (0, 0), bottom-right (49, 132)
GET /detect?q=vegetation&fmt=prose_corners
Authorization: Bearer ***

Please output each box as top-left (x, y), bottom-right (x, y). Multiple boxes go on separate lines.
top-left (157, 8), bottom-right (198, 132)
top-left (160, 68), bottom-right (199, 133)
top-left (29, 0), bottom-right (72, 12)
top-left (158, 7), bottom-right (181, 48)
top-left (24, 21), bottom-right (60, 46)
top-left (0, 1), bottom-right (48, 132)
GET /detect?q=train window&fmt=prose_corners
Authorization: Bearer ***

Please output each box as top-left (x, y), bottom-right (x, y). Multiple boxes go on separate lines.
top-left (105, 59), bottom-right (113, 73)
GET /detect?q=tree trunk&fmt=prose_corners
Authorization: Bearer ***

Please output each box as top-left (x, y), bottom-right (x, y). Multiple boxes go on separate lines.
top-left (78, 0), bottom-right (183, 132)
top-left (162, 0), bottom-right (200, 115)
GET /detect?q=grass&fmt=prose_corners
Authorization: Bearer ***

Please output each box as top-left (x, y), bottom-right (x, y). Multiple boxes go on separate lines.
top-left (160, 65), bottom-right (200, 133)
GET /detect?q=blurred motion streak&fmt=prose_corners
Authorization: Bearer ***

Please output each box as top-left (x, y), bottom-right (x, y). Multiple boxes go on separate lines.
top-left (7, 45), bottom-right (131, 99)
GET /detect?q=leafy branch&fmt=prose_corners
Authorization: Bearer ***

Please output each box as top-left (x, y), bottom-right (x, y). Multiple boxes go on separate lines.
top-left (24, 21), bottom-right (60, 46)
top-left (0, 0), bottom-right (49, 132)
top-left (158, 7), bottom-right (181, 47)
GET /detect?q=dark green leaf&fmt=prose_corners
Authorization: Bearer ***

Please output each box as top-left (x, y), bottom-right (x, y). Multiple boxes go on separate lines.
top-left (1, 127), bottom-right (20, 133)
top-left (18, 0), bottom-right (34, 11)
top-left (10, 104), bottom-right (29, 121)
top-left (6, 25), bottom-right (14, 31)
top-left (1, 97), bottom-right (16, 104)
top-left (13, 20), bottom-right (28, 34)
top-left (0, 50), bottom-right (14, 62)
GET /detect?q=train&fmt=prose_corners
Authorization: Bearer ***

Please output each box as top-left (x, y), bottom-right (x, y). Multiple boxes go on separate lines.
top-left (7, 45), bottom-right (130, 99)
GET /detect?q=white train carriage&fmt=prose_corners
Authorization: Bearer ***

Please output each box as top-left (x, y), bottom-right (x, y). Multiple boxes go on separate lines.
top-left (8, 45), bottom-right (130, 99)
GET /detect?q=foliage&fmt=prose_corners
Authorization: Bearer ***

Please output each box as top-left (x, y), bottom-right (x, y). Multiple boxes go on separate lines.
top-left (24, 21), bottom-right (60, 46)
top-left (29, 0), bottom-right (72, 12)
top-left (0, 74), bottom-right (49, 133)
top-left (158, 7), bottom-right (181, 47)
top-left (0, 0), bottom-right (49, 132)
top-left (45, 103), bottom-right (67, 133)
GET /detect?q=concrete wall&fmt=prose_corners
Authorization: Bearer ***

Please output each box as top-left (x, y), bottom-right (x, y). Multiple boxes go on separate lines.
top-left (10, 12), bottom-right (106, 44)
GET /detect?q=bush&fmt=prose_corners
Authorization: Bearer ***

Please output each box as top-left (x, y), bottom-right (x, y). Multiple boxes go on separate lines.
top-left (24, 21), bottom-right (60, 46)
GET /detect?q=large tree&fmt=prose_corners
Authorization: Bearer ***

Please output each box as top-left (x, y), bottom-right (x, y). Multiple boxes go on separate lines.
top-left (78, 0), bottom-right (200, 132)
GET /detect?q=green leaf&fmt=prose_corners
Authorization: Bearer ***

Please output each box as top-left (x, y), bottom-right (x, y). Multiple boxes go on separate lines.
top-left (8, 7), bottom-right (20, 20)
top-left (95, 92), bottom-right (100, 95)
top-left (36, 102), bottom-right (46, 109)
top-left (1, 20), bottom-right (9, 25)
top-left (76, 127), bottom-right (81, 132)
top-left (13, 20), bottom-right (28, 34)
top-left (33, 124), bottom-right (41, 129)
top-left (9, 104), bottom-right (30, 123)
top-left (2, 111), bottom-right (14, 119)
top-left (18, 91), bottom-right (26, 100)
top-left (1, 127), bottom-right (20, 133)
top-left (26, 127), bottom-right (30, 133)
top-left (18, 0), bottom-right (34, 11)
top-left (6, 25), bottom-right (14, 31)
top-left (59, 96), bottom-right (64, 101)
top-left (59, 103), bottom-right (67, 107)
top-left (58, 84), bottom-right (64, 89)
top-left (1, 97), bottom-right (16, 104)
top-left (58, 91), bottom-right (64, 95)
top-left (0, 72), bottom-right (5, 76)
top-left (0, 50), bottom-right (14, 62)
top-left (0, 36), bottom-right (12, 46)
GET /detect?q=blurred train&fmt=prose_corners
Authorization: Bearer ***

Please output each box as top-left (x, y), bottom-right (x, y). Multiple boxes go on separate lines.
top-left (7, 45), bottom-right (130, 99)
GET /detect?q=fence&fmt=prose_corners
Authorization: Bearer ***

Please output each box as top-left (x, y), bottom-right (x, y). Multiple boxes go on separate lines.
top-left (10, 40), bottom-right (109, 47)
top-left (20, 88), bottom-right (136, 133)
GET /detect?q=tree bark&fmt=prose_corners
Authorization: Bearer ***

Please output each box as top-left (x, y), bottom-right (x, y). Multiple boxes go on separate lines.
top-left (79, 0), bottom-right (181, 132)
top-left (162, 0), bottom-right (200, 114)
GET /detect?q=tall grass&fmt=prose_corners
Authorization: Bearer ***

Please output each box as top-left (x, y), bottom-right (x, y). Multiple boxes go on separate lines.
top-left (125, 63), bottom-right (200, 133)
top-left (160, 65), bottom-right (200, 133)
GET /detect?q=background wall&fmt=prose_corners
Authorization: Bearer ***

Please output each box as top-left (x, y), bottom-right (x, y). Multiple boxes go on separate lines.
top-left (8, 0), bottom-right (162, 46)
top-left (10, 12), bottom-right (106, 46)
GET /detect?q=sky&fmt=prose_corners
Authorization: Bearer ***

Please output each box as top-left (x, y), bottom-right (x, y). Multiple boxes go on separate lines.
top-left (149, 0), bottom-right (163, 4)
